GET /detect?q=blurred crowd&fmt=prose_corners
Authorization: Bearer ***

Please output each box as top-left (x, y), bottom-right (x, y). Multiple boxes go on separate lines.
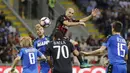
top-left (72, 0), bottom-right (130, 66)
top-left (74, 0), bottom-right (130, 38)
top-left (0, 10), bottom-right (20, 63)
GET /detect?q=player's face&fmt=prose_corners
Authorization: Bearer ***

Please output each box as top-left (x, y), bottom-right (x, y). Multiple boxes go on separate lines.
top-left (36, 27), bottom-right (44, 37)
top-left (66, 9), bottom-right (74, 18)
top-left (35, 24), bottom-right (41, 30)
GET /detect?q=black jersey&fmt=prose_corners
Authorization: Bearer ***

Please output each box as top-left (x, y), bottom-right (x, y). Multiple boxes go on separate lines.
top-left (46, 39), bottom-right (75, 73)
top-left (52, 15), bottom-right (79, 37)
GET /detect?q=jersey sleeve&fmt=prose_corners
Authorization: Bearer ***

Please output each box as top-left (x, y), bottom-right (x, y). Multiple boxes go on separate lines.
top-left (102, 35), bottom-right (111, 47)
top-left (45, 42), bottom-right (52, 56)
top-left (37, 50), bottom-right (43, 57)
top-left (33, 39), bottom-right (37, 49)
top-left (18, 49), bottom-right (24, 59)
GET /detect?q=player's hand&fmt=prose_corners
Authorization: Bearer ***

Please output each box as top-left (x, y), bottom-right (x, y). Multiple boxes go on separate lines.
top-left (79, 22), bottom-right (86, 26)
top-left (91, 8), bottom-right (99, 17)
top-left (10, 68), bottom-right (15, 73)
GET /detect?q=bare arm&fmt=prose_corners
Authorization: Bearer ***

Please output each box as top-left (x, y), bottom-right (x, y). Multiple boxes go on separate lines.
top-left (80, 8), bottom-right (99, 22)
top-left (73, 49), bottom-right (79, 56)
top-left (126, 42), bottom-right (130, 60)
top-left (11, 56), bottom-right (21, 72)
top-left (47, 56), bottom-right (53, 68)
top-left (79, 14), bottom-right (93, 22)
top-left (81, 46), bottom-right (106, 56)
top-left (63, 20), bottom-right (85, 26)
top-left (37, 54), bottom-right (47, 61)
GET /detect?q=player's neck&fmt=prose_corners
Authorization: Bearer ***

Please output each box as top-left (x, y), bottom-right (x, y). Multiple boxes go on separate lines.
top-left (39, 35), bottom-right (45, 38)
top-left (113, 32), bottom-right (120, 35)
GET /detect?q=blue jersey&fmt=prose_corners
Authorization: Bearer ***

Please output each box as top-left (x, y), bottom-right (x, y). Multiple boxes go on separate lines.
top-left (18, 47), bottom-right (43, 73)
top-left (33, 36), bottom-right (50, 68)
top-left (103, 34), bottom-right (128, 64)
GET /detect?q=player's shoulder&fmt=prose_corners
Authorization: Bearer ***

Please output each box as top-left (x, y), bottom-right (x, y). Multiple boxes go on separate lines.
top-left (33, 38), bottom-right (39, 43)
top-left (45, 36), bottom-right (50, 40)
top-left (103, 35), bottom-right (113, 42)
top-left (19, 48), bottom-right (26, 52)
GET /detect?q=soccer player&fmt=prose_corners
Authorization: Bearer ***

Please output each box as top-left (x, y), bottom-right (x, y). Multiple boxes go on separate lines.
top-left (33, 25), bottom-right (50, 73)
top-left (10, 37), bottom-right (46, 73)
top-left (46, 31), bottom-right (80, 73)
top-left (51, 8), bottom-right (99, 38)
top-left (50, 8), bottom-right (99, 68)
top-left (81, 21), bottom-right (128, 73)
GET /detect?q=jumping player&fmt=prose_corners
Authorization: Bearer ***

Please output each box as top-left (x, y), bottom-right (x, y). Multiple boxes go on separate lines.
top-left (81, 21), bottom-right (128, 73)
top-left (10, 37), bottom-right (46, 73)
top-left (33, 25), bottom-right (50, 73)
top-left (50, 7), bottom-right (99, 68)
top-left (46, 31), bottom-right (80, 73)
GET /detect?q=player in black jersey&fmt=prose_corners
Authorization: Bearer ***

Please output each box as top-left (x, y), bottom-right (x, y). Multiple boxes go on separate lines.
top-left (46, 31), bottom-right (79, 73)
top-left (50, 8), bottom-right (99, 68)
top-left (50, 8), bottom-right (99, 38)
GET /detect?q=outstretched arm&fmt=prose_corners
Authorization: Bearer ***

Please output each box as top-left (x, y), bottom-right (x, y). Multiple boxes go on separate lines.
top-left (47, 56), bottom-right (53, 68)
top-left (125, 42), bottom-right (130, 60)
top-left (10, 56), bottom-right (21, 72)
top-left (63, 20), bottom-right (85, 26)
top-left (81, 46), bottom-right (106, 56)
top-left (80, 8), bottom-right (99, 22)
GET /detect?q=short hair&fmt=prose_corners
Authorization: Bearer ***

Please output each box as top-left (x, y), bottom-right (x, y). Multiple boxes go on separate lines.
top-left (111, 21), bottom-right (123, 32)
top-left (20, 36), bottom-right (32, 47)
top-left (53, 31), bottom-right (64, 40)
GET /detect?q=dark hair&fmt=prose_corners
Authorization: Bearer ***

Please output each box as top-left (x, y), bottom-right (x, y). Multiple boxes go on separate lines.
top-left (53, 31), bottom-right (64, 40)
top-left (111, 21), bottom-right (123, 32)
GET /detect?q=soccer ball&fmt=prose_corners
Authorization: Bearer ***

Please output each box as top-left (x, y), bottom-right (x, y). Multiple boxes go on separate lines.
top-left (40, 17), bottom-right (51, 28)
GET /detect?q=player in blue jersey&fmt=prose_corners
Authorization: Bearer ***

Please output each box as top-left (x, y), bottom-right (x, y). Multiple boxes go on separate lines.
top-left (33, 25), bottom-right (50, 73)
top-left (81, 21), bottom-right (128, 73)
top-left (10, 37), bottom-right (46, 73)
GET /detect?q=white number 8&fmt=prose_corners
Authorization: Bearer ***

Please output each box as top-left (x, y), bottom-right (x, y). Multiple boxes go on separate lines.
top-left (54, 45), bottom-right (69, 59)
top-left (29, 53), bottom-right (35, 64)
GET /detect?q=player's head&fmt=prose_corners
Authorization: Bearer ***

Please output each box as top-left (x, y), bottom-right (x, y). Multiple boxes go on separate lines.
top-left (111, 21), bottom-right (123, 34)
top-left (35, 24), bottom-right (42, 30)
top-left (20, 36), bottom-right (32, 47)
top-left (66, 8), bottom-right (74, 18)
top-left (53, 31), bottom-right (64, 40)
top-left (36, 26), bottom-right (44, 37)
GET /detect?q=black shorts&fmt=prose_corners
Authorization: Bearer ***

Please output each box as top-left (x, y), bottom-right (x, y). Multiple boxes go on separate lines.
top-left (127, 64), bottom-right (130, 73)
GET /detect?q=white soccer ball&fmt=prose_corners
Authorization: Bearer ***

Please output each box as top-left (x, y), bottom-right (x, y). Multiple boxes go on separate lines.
top-left (40, 17), bottom-right (51, 28)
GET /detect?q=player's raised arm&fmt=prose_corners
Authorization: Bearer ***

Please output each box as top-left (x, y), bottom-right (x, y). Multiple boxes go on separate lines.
top-left (81, 45), bottom-right (106, 56)
top-left (79, 8), bottom-right (99, 22)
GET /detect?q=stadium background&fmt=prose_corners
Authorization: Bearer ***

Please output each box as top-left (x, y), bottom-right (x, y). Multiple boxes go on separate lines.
top-left (0, 0), bottom-right (130, 73)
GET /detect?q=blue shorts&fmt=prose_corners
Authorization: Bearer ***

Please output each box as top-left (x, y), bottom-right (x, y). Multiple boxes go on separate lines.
top-left (40, 67), bottom-right (50, 73)
top-left (106, 63), bottom-right (127, 73)
top-left (40, 62), bottom-right (50, 73)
